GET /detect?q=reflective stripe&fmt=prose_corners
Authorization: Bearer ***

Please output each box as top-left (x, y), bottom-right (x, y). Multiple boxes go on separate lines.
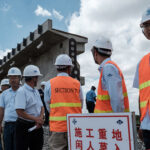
top-left (50, 103), bottom-right (81, 108)
top-left (50, 116), bottom-right (66, 121)
top-left (125, 109), bottom-right (129, 112)
top-left (123, 92), bottom-right (128, 97)
top-left (139, 80), bottom-right (150, 90)
top-left (97, 95), bottom-right (110, 100)
top-left (94, 109), bottom-right (113, 113)
top-left (97, 92), bottom-right (128, 101)
top-left (94, 109), bottom-right (129, 113)
top-left (140, 101), bottom-right (147, 108)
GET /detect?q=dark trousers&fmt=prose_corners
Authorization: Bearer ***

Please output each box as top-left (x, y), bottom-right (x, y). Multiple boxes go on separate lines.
top-left (142, 130), bottom-right (150, 149)
top-left (15, 118), bottom-right (43, 150)
top-left (0, 136), bottom-right (2, 150)
top-left (3, 122), bottom-right (16, 150)
top-left (86, 101), bottom-right (95, 113)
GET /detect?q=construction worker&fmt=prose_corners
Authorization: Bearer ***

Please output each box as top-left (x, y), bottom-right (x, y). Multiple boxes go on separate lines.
top-left (44, 54), bottom-right (83, 150)
top-left (15, 65), bottom-right (44, 150)
top-left (0, 79), bottom-right (10, 150)
top-left (0, 79), bottom-right (10, 92)
top-left (133, 7), bottom-right (150, 150)
top-left (38, 81), bottom-right (49, 126)
top-left (0, 67), bottom-right (21, 150)
top-left (91, 37), bottom-right (129, 113)
top-left (86, 86), bottom-right (96, 113)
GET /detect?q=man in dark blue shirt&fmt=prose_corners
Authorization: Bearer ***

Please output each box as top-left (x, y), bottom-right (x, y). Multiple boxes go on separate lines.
top-left (86, 86), bottom-right (96, 113)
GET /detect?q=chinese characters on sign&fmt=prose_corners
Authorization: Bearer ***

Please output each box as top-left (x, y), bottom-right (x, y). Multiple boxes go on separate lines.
top-left (74, 127), bottom-right (122, 150)
top-left (67, 113), bottom-right (136, 150)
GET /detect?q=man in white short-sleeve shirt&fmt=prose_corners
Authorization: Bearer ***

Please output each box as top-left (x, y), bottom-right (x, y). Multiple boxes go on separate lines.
top-left (15, 65), bottom-right (44, 150)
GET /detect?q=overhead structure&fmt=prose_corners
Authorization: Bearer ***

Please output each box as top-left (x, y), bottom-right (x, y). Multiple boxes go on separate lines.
top-left (0, 19), bottom-right (88, 86)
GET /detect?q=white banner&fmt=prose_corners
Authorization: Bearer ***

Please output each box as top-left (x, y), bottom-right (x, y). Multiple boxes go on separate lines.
top-left (67, 113), bottom-right (137, 150)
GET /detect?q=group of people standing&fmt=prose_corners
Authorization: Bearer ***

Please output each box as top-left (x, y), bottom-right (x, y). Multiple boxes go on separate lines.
top-left (0, 6), bottom-right (150, 150)
top-left (0, 54), bottom-right (83, 150)
top-left (0, 65), bottom-right (45, 150)
top-left (88, 7), bottom-right (150, 150)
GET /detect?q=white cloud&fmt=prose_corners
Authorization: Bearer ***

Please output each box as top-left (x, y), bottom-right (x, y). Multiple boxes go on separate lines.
top-left (0, 49), bottom-right (11, 59)
top-left (68, 0), bottom-right (150, 114)
top-left (16, 24), bottom-right (23, 28)
top-left (13, 20), bottom-right (23, 28)
top-left (0, 3), bottom-right (10, 12)
top-left (52, 9), bottom-right (64, 21)
top-left (35, 5), bottom-right (51, 17)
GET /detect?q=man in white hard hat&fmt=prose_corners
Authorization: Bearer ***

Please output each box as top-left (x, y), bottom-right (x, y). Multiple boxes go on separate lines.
top-left (91, 37), bottom-right (129, 113)
top-left (15, 65), bottom-right (44, 150)
top-left (0, 67), bottom-right (21, 150)
top-left (38, 81), bottom-right (49, 126)
top-left (0, 78), bottom-right (10, 150)
top-left (44, 54), bottom-right (83, 150)
top-left (133, 7), bottom-right (150, 150)
top-left (0, 79), bottom-right (10, 92)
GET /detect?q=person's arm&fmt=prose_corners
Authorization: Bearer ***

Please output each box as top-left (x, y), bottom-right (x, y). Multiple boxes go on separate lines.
top-left (92, 91), bottom-right (96, 102)
top-left (16, 109), bottom-right (44, 125)
top-left (0, 107), bottom-right (4, 134)
top-left (44, 81), bottom-right (51, 112)
top-left (79, 85), bottom-right (84, 109)
top-left (40, 106), bottom-right (44, 119)
top-left (0, 94), bottom-right (5, 134)
top-left (133, 63), bottom-right (139, 89)
top-left (103, 64), bottom-right (124, 112)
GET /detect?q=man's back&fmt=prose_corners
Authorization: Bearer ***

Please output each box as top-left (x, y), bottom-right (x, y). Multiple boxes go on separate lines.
top-left (49, 76), bottom-right (82, 132)
top-left (86, 90), bottom-right (96, 103)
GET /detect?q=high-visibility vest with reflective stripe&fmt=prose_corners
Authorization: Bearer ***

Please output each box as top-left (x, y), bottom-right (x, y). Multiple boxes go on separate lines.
top-left (49, 76), bottom-right (81, 132)
top-left (139, 53), bottom-right (150, 121)
top-left (94, 60), bottom-right (129, 113)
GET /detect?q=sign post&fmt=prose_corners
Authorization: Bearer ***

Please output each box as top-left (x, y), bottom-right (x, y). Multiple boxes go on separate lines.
top-left (67, 112), bottom-right (137, 150)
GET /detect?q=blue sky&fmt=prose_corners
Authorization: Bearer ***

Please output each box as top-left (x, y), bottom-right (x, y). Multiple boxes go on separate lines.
top-left (0, 0), bottom-right (80, 50)
top-left (0, 0), bottom-right (150, 114)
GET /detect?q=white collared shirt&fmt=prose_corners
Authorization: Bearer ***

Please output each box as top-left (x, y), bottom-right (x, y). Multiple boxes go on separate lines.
top-left (15, 83), bottom-right (43, 118)
top-left (0, 88), bottom-right (18, 122)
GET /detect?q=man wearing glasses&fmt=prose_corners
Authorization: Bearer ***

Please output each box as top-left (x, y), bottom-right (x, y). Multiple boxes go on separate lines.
top-left (133, 7), bottom-right (150, 150)
top-left (0, 67), bottom-right (21, 150)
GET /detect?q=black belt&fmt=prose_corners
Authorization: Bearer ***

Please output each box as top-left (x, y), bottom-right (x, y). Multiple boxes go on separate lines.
top-left (17, 118), bottom-right (35, 126)
top-left (5, 121), bottom-right (16, 125)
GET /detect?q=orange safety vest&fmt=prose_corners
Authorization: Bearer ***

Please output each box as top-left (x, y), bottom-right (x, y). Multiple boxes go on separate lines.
top-left (139, 53), bottom-right (150, 121)
top-left (94, 60), bottom-right (129, 113)
top-left (49, 76), bottom-right (81, 132)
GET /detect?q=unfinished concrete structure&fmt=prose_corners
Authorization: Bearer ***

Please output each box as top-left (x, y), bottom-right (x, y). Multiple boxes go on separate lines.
top-left (0, 19), bottom-right (88, 86)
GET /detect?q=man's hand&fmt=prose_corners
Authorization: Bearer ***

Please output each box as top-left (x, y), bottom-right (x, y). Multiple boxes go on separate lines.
top-left (34, 116), bottom-right (44, 125)
top-left (35, 123), bottom-right (42, 129)
top-left (35, 116), bottom-right (44, 129)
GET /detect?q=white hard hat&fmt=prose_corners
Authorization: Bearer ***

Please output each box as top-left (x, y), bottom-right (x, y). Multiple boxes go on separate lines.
top-left (1, 79), bottom-right (9, 86)
top-left (55, 54), bottom-right (73, 66)
top-left (7, 67), bottom-right (21, 76)
top-left (140, 7), bottom-right (150, 27)
top-left (40, 81), bottom-right (46, 86)
top-left (92, 37), bottom-right (113, 56)
top-left (23, 65), bottom-right (42, 77)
